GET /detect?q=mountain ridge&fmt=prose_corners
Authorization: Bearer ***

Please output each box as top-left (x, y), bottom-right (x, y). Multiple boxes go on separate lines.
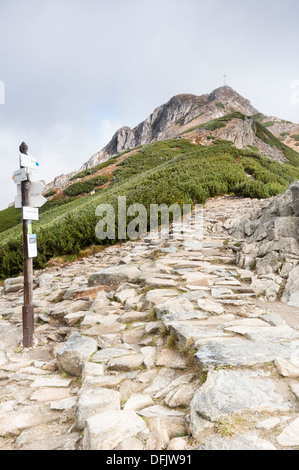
top-left (45, 86), bottom-right (299, 193)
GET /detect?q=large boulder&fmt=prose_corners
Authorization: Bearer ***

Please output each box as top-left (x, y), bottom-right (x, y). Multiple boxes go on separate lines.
top-left (88, 265), bottom-right (141, 287)
top-left (56, 332), bottom-right (98, 377)
top-left (3, 276), bottom-right (24, 294)
top-left (190, 369), bottom-right (289, 436)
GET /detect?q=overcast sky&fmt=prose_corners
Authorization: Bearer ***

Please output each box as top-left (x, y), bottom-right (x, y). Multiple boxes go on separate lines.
top-left (0, 0), bottom-right (298, 210)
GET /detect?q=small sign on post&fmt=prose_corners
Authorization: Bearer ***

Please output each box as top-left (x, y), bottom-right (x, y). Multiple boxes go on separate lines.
top-left (19, 153), bottom-right (39, 170)
top-left (23, 207), bottom-right (39, 221)
top-left (27, 234), bottom-right (38, 258)
top-left (13, 168), bottom-right (28, 184)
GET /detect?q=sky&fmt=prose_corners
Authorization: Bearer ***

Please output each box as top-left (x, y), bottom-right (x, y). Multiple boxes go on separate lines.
top-left (0, 0), bottom-right (299, 210)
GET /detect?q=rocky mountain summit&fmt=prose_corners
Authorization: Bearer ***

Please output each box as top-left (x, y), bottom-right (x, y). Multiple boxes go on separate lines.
top-left (80, 86), bottom-right (259, 170)
top-left (45, 86), bottom-right (299, 192)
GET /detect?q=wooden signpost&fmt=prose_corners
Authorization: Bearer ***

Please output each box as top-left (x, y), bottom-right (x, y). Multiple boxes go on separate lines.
top-left (13, 143), bottom-right (46, 348)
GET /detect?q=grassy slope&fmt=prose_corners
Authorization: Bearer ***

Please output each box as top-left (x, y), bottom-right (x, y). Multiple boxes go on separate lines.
top-left (1, 119), bottom-right (299, 279)
top-left (0, 206), bottom-right (22, 234)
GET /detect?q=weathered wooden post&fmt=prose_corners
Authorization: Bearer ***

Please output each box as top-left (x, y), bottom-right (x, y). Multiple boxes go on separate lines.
top-left (19, 143), bottom-right (34, 347)
top-left (13, 143), bottom-right (46, 348)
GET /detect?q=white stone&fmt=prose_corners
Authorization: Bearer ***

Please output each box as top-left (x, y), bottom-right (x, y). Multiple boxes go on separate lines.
top-left (123, 394), bottom-right (154, 412)
top-left (83, 410), bottom-right (147, 450)
top-left (190, 369), bottom-right (289, 423)
top-left (140, 346), bottom-right (156, 369)
top-left (76, 388), bottom-right (121, 429)
top-left (197, 298), bottom-right (224, 315)
top-left (277, 418), bottom-right (299, 447)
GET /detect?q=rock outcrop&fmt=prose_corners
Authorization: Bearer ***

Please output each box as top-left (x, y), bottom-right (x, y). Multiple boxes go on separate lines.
top-left (230, 182), bottom-right (299, 305)
top-left (79, 86), bottom-right (259, 171)
top-left (43, 86), bottom-right (298, 193)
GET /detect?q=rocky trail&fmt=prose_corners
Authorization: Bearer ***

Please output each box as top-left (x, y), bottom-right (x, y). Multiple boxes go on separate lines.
top-left (0, 196), bottom-right (299, 451)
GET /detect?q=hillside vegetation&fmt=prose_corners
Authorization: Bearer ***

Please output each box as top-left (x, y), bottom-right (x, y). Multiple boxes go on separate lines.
top-left (1, 125), bottom-right (299, 280)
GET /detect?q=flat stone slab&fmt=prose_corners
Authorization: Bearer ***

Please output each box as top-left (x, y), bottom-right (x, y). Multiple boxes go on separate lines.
top-left (137, 405), bottom-right (185, 418)
top-left (88, 265), bottom-right (141, 287)
top-left (197, 432), bottom-right (276, 450)
top-left (195, 339), bottom-right (299, 370)
top-left (142, 289), bottom-right (180, 308)
top-left (181, 272), bottom-right (215, 286)
top-left (0, 408), bottom-right (59, 437)
top-left (30, 377), bottom-right (72, 388)
top-left (163, 311), bottom-right (208, 323)
top-left (197, 298), bottom-right (224, 315)
top-left (50, 397), bottom-right (77, 411)
top-left (155, 298), bottom-right (195, 319)
top-left (277, 418), bottom-right (299, 447)
top-left (190, 369), bottom-right (289, 424)
top-left (30, 388), bottom-right (71, 403)
top-left (168, 322), bottom-right (233, 348)
top-left (123, 394), bottom-right (154, 412)
top-left (120, 311), bottom-right (150, 323)
top-left (107, 354), bottom-right (143, 371)
top-left (81, 375), bottom-right (126, 390)
top-left (92, 348), bottom-right (136, 363)
top-left (224, 325), bottom-right (299, 343)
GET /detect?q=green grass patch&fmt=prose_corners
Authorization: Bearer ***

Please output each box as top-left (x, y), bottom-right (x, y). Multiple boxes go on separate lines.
top-left (180, 111), bottom-right (246, 135)
top-left (0, 206), bottom-right (22, 234)
top-left (253, 121), bottom-right (299, 166)
top-left (64, 175), bottom-right (110, 196)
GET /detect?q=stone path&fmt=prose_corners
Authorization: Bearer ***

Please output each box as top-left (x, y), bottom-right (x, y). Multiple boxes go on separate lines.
top-left (0, 196), bottom-right (299, 450)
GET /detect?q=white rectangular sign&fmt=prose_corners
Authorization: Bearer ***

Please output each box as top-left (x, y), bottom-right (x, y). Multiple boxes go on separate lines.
top-left (27, 234), bottom-right (37, 258)
top-left (19, 154), bottom-right (39, 170)
top-left (23, 206), bottom-right (39, 221)
top-left (13, 168), bottom-right (28, 184)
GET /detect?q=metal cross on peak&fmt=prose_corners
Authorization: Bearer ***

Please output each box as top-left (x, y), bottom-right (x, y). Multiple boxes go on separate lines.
top-left (223, 74), bottom-right (228, 86)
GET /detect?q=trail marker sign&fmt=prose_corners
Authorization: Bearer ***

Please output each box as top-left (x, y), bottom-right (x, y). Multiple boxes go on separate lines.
top-left (27, 234), bottom-right (37, 258)
top-left (16, 142), bottom-right (43, 348)
top-left (23, 206), bottom-right (39, 221)
top-left (29, 181), bottom-right (46, 208)
top-left (19, 153), bottom-right (39, 170)
top-left (13, 168), bottom-right (28, 184)
top-left (14, 182), bottom-right (46, 209)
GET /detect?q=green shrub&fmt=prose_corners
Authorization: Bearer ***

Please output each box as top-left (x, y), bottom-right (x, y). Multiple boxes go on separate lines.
top-left (44, 189), bottom-right (56, 198)
top-left (64, 175), bottom-right (109, 196)
top-left (70, 157), bottom-right (117, 180)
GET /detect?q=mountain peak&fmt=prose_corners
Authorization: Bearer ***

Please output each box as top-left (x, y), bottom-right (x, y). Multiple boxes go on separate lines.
top-left (78, 86), bottom-right (258, 171)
